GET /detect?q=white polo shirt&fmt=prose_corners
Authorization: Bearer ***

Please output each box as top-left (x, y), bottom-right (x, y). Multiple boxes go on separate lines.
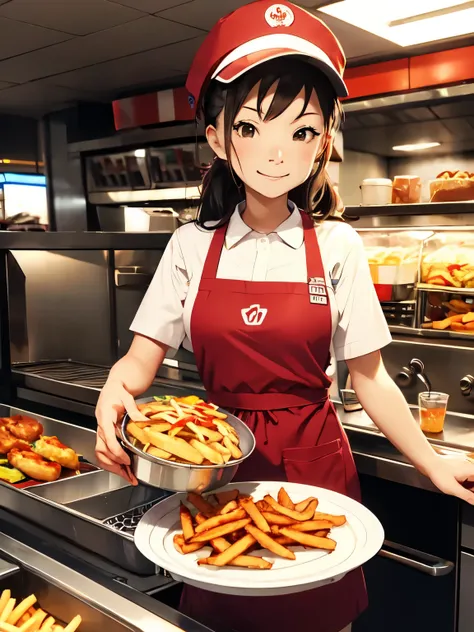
top-left (131, 202), bottom-right (391, 368)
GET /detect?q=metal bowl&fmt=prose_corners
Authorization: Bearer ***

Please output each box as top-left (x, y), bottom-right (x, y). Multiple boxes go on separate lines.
top-left (119, 397), bottom-right (256, 493)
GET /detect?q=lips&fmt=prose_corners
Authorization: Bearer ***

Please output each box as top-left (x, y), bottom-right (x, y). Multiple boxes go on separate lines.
top-left (257, 171), bottom-right (289, 180)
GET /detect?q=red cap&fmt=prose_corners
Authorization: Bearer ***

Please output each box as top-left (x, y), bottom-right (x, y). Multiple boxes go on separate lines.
top-left (186, 0), bottom-right (347, 111)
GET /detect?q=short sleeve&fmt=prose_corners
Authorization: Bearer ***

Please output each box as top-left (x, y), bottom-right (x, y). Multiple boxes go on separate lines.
top-left (130, 230), bottom-right (189, 350)
top-left (332, 229), bottom-right (391, 361)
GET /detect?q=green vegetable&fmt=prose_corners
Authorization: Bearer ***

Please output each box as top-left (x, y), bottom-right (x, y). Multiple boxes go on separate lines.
top-left (0, 466), bottom-right (25, 484)
top-left (153, 396), bottom-right (170, 402)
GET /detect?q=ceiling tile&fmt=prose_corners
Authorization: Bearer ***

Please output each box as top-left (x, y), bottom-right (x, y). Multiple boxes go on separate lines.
top-left (152, 34), bottom-right (205, 72)
top-left (158, 0), bottom-right (251, 30)
top-left (0, 15), bottom-right (202, 83)
top-left (110, 0), bottom-right (192, 12)
top-left (48, 49), bottom-right (183, 93)
top-left (46, 35), bottom-right (204, 98)
top-left (0, 16), bottom-right (72, 61)
top-left (0, 80), bottom-right (102, 116)
top-left (0, 0), bottom-right (146, 36)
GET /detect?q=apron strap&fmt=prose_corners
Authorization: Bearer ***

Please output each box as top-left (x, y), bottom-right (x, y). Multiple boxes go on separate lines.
top-left (201, 210), bottom-right (324, 280)
top-left (201, 224), bottom-right (227, 280)
top-left (300, 211), bottom-right (325, 280)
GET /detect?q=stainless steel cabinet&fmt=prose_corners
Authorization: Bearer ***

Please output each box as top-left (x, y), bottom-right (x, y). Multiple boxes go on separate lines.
top-left (459, 552), bottom-right (474, 632)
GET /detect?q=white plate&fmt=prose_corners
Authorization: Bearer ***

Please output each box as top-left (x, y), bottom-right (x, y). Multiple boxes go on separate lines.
top-left (135, 481), bottom-right (384, 597)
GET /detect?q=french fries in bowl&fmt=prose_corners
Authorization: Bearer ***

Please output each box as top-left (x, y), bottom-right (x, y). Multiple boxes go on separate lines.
top-left (119, 396), bottom-right (255, 493)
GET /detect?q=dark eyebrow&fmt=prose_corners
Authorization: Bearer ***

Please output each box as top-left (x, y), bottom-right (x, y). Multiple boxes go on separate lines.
top-left (295, 111), bottom-right (321, 121)
top-left (241, 106), bottom-right (321, 121)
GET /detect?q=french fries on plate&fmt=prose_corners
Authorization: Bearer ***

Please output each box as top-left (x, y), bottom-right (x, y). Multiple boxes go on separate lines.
top-left (174, 487), bottom-right (347, 570)
top-left (0, 590), bottom-right (81, 631)
top-left (126, 397), bottom-right (242, 466)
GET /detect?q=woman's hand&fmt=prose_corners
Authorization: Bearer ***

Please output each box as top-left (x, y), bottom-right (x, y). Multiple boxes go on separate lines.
top-left (426, 456), bottom-right (474, 504)
top-left (95, 378), bottom-right (148, 485)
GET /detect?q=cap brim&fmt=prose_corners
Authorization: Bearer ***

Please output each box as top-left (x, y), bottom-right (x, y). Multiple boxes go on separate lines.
top-left (214, 48), bottom-right (348, 98)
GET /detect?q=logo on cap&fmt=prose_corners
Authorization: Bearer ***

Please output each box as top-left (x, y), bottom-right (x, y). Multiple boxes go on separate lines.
top-left (265, 4), bottom-right (295, 28)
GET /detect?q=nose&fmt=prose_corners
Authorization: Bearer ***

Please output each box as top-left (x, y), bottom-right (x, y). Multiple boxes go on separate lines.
top-left (269, 147), bottom-right (284, 165)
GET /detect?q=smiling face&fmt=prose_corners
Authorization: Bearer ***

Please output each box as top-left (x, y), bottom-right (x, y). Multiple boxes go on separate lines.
top-left (207, 80), bottom-right (327, 200)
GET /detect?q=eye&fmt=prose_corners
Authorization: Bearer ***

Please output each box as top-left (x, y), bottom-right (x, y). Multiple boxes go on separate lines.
top-left (293, 126), bottom-right (320, 143)
top-left (233, 122), bottom-right (257, 138)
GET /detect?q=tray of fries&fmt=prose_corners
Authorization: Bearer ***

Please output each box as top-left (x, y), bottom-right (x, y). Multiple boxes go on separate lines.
top-left (119, 396), bottom-right (255, 493)
top-left (0, 588), bottom-right (81, 631)
top-left (134, 482), bottom-right (384, 596)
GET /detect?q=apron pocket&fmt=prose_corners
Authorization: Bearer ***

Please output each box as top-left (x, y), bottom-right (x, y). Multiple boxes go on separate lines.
top-left (282, 439), bottom-right (348, 495)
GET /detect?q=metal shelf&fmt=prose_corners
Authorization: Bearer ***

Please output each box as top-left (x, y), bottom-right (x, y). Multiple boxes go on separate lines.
top-left (417, 283), bottom-right (474, 295)
top-left (389, 325), bottom-right (474, 343)
top-left (0, 231), bottom-right (172, 251)
top-left (345, 201), bottom-right (474, 218)
top-left (12, 360), bottom-right (203, 406)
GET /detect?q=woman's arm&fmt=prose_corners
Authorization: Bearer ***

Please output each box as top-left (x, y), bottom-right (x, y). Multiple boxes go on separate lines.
top-left (107, 334), bottom-right (169, 396)
top-left (95, 335), bottom-right (169, 482)
top-left (347, 350), bottom-right (474, 504)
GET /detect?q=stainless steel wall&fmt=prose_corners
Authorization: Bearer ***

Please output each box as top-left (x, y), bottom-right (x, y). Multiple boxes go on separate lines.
top-left (114, 249), bottom-right (162, 358)
top-left (382, 339), bottom-right (474, 416)
top-left (8, 250), bottom-right (114, 366)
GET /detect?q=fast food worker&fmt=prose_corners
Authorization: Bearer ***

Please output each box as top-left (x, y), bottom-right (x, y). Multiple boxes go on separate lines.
top-left (95, 1), bottom-right (474, 630)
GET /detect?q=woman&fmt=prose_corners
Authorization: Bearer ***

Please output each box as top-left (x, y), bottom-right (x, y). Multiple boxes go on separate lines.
top-left (96, 2), bottom-right (474, 631)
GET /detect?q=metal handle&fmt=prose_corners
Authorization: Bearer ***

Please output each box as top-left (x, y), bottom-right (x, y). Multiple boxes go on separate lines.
top-left (378, 540), bottom-right (454, 576)
top-left (395, 369), bottom-right (414, 389)
top-left (460, 374), bottom-right (474, 397)
top-left (410, 358), bottom-right (432, 392)
top-left (114, 270), bottom-right (152, 287)
top-left (395, 358), bottom-right (432, 392)
top-left (150, 208), bottom-right (179, 217)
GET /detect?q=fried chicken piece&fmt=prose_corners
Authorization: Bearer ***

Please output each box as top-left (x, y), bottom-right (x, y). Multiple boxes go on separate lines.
top-left (0, 426), bottom-right (30, 454)
top-left (33, 435), bottom-right (79, 470)
top-left (6, 415), bottom-right (44, 443)
top-left (8, 448), bottom-right (61, 482)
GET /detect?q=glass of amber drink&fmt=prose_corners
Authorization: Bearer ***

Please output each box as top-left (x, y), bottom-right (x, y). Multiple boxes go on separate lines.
top-left (419, 392), bottom-right (449, 434)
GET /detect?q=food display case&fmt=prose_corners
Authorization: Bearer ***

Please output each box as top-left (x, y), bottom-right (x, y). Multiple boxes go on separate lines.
top-left (359, 230), bottom-right (429, 327)
top-left (418, 231), bottom-right (474, 337)
top-left (353, 219), bottom-right (474, 341)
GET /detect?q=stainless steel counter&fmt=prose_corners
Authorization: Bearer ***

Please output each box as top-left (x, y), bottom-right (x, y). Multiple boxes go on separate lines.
top-left (340, 405), bottom-right (474, 453)
top-left (1, 400), bottom-right (472, 632)
top-left (337, 403), bottom-right (474, 492)
top-left (0, 534), bottom-right (194, 632)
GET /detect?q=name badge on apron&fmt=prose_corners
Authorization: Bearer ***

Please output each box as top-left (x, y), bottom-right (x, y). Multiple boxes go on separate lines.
top-left (308, 277), bottom-right (328, 305)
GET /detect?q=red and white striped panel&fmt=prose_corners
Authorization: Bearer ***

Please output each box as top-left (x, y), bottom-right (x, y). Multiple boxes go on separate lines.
top-left (112, 87), bottom-right (195, 131)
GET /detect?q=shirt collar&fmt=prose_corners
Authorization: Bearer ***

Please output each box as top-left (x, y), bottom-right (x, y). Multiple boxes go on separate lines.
top-left (225, 200), bottom-right (304, 250)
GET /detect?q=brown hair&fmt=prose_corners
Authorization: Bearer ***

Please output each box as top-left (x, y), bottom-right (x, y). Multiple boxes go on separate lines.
top-left (195, 57), bottom-right (342, 229)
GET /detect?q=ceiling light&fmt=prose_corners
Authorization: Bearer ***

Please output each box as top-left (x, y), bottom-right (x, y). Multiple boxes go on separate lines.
top-left (319, 1), bottom-right (474, 46)
top-left (134, 149), bottom-right (146, 158)
top-left (392, 142), bottom-right (441, 151)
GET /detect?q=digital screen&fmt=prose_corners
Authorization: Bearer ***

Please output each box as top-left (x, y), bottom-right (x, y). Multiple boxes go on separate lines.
top-left (3, 184), bottom-right (48, 224)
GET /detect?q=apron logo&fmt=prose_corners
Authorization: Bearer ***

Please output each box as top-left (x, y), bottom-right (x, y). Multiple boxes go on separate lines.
top-left (265, 4), bottom-right (294, 27)
top-left (241, 304), bottom-right (268, 326)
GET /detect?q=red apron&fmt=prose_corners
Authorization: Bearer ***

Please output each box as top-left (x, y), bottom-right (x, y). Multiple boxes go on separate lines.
top-left (181, 211), bottom-right (367, 632)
